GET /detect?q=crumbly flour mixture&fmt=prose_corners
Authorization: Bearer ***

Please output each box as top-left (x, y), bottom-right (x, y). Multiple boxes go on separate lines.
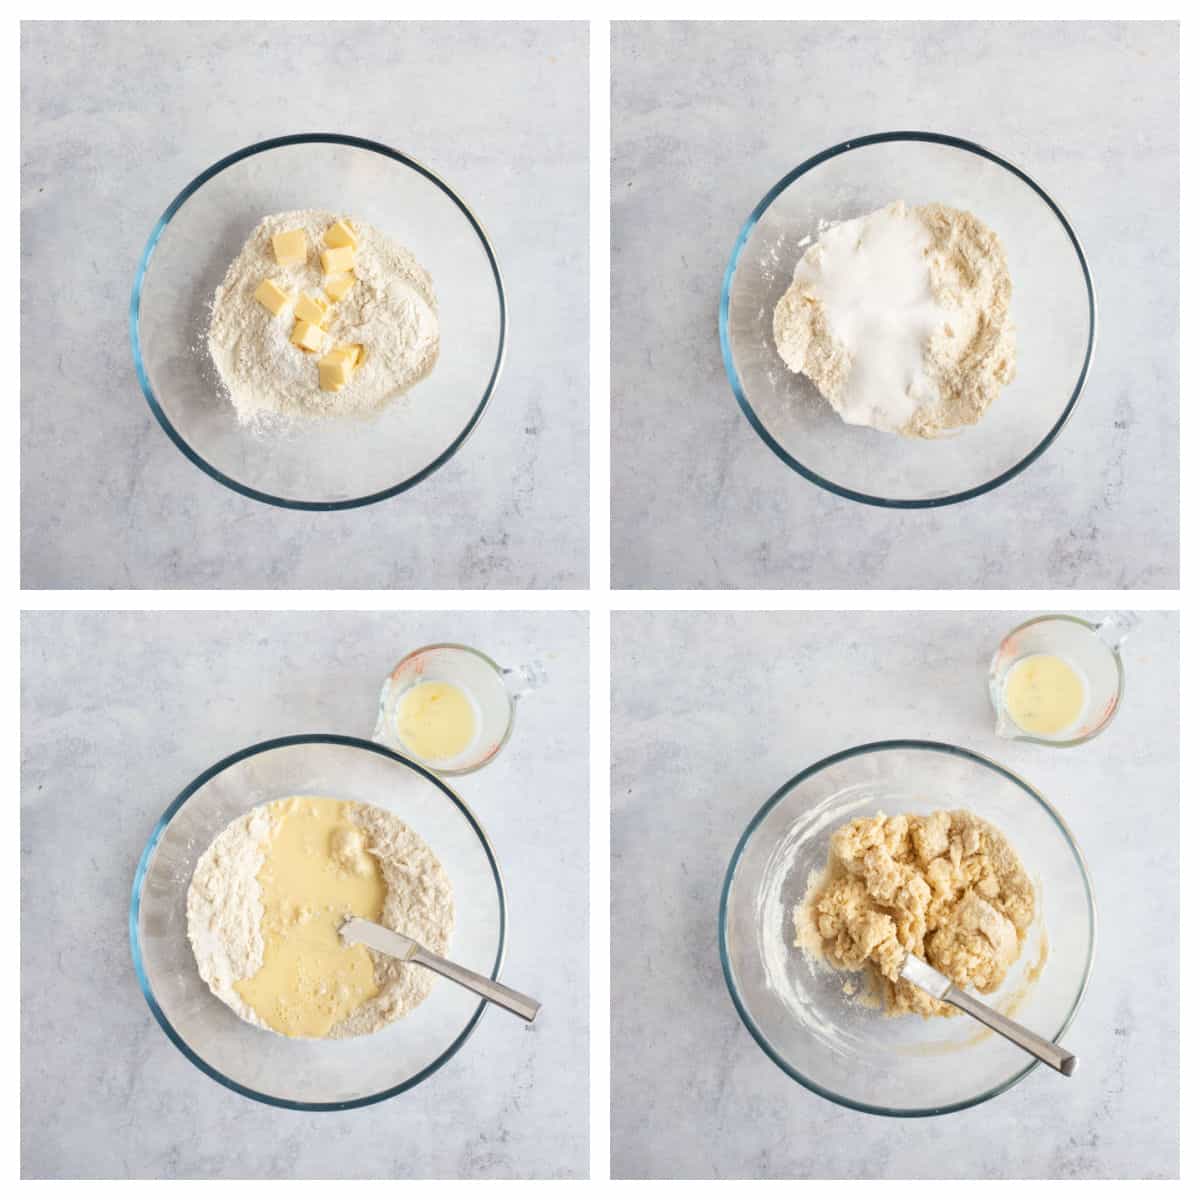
top-left (187, 797), bottom-right (454, 1038)
top-left (793, 809), bottom-right (1034, 1018)
top-left (773, 201), bottom-right (1015, 437)
top-left (207, 209), bottom-right (439, 424)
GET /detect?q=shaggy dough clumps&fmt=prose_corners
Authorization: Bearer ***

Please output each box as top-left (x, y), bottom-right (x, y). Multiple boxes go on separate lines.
top-left (794, 809), bottom-right (1034, 1017)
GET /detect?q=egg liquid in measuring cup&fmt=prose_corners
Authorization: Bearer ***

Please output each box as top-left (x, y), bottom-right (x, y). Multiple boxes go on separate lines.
top-left (1002, 653), bottom-right (1087, 737)
top-left (396, 680), bottom-right (480, 763)
top-left (989, 613), bottom-right (1131, 746)
top-left (374, 643), bottom-right (524, 775)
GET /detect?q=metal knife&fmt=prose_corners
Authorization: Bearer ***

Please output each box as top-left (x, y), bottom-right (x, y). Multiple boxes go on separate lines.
top-left (340, 917), bottom-right (541, 1023)
top-left (900, 953), bottom-right (1076, 1076)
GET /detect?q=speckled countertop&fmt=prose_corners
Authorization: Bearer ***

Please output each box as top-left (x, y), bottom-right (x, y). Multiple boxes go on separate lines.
top-left (611, 611), bottom-right (1178, 1179)
top-left (611, 21), bottom-right (1179, 588)
top-left (21, 612), bottom-right (588, 1178)
top-left (21, 22), bottom-right (588, 588)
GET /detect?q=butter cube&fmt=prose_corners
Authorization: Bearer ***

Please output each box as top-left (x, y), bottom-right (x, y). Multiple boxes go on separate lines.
top-left (350, 343), bottom-right (366, 369)
top-left (271, 228), bottom-right (308, 266)
top-left (323, 272), bottom-right (355, 303)
top-left (324, 220), bottom-right (358, 250)
top-left (320, 245), bottom-right (355, 274)
top-left (291, 319), bottom-right (324, 353)
top-left (320, 344), bottom-right (366, 387)
top-left (294, 290), bottom-right (330, 326)
top-left (253, 278), bottom-right (290, 316)
top-left (318, 351), bottom-right (353, 392)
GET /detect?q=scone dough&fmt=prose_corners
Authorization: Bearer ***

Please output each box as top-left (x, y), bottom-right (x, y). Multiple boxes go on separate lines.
top-left (794, 810), bottom-right (1034, 1017)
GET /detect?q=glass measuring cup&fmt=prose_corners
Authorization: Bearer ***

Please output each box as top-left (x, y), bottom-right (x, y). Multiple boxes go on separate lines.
top-left (372, 644), bottom-right (542, 775)
top-left (988, 613), bottom-right (1136, 747)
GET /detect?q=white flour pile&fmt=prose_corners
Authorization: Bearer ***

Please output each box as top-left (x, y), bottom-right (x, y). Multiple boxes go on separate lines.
top-left (186, 799), bottom-right (454, 1038)
top-left (773, 200), bottom-right (1015, 437)
top-left (207, 209), bottom-right (440, 424)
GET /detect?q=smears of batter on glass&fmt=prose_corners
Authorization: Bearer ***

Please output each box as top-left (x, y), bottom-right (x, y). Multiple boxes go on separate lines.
top-left (792, 809), bottom-right (1035, 1018)
top-left (772, 201), bottom-right (1016, 438)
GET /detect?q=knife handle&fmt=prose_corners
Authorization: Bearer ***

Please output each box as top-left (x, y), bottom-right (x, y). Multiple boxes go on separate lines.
top-left (412, 948), bottom-right (542, 1023)
top-left (945, 986), bottom-right (1076, 1076)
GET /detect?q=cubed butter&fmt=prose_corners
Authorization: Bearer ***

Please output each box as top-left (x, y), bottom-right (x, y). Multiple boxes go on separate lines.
top-left (320, 245), bottom-right (355, 274)
top-left (324, 220), bottom-right (358, 250)
top-left (291, 318), bottom-right (324, 353)
top-left (271, 228), bottom-right (308, 266)
top-left (318, 351), bottom-right (353, 392)
top-left (323, 272), bottom-right (355, 303)
top-left (294, 290), bottom-right (330, 326)
top-left (253, 278), bottom-right (290, 316)
top-left (350, 343), bottom-right (366, 369)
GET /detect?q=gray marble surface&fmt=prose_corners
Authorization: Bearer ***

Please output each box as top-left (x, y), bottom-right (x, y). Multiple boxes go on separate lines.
top-left (611, 611), bottom-right (1178, 1178)
top-left (21, 22), bottom-right (588, 588)
top-left (21, 611), bottom-right (588, 1179)
top-left (611, 22), bottom-right (1179, 588)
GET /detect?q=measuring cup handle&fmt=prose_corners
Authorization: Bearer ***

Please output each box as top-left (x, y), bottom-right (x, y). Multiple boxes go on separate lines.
top-left (1095, 611), bottom-right (1139, 651)
top-left (503, 660), bottom-right (547, 701)
top-left (370, 675), bottom-right (394, 745)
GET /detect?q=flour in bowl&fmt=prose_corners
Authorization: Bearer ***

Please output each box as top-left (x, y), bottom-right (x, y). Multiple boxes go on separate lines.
top-left (773, 200), bottom-right (1015, 437)
top-left (186, 796), bottom-right (454, 1038)
top-left (207, 209), bottom-right (439, 425)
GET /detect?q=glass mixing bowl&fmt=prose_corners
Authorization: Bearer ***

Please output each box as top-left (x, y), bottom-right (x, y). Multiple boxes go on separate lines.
top-left (131, 134), bottom-right (506, 510)
top-left (719, 132), bottom-right (1096, 507)
top-left (719, 740), bottom-right (1096, 1116)
top-left (130, 735), bottom-right (506, 1110)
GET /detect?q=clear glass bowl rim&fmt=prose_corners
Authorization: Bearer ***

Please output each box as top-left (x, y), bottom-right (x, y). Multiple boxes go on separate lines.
top-left (128, 732), bottom-right (508, 1112)
top-left (717, 737), bottom-right (1098, 1117)
top-left (129, 132), bottom-right (508, 511)
top-left (718, 130), bottom-right (1098, 509)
